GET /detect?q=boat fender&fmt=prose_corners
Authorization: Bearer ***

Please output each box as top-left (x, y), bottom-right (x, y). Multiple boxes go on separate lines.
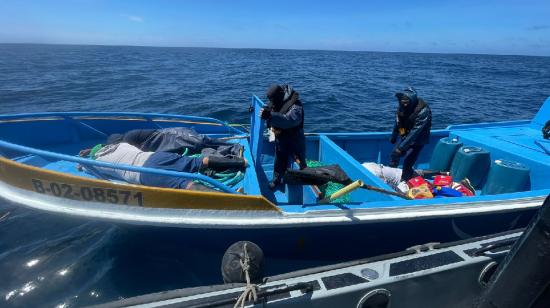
top-left (221, 241), bottom-right (264, 284)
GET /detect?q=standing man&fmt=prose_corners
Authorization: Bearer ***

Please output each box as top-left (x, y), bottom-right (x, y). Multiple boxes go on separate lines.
top-left (389, 87), bottom-right (432, 181)
top-left (260, 84), bottom-right (307, 190)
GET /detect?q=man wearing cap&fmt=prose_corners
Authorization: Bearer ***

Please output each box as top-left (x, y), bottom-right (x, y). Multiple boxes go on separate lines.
top-left (389, 87), bottom-right (432, 181)
top-left (260, 84), bottom-right (306, 190)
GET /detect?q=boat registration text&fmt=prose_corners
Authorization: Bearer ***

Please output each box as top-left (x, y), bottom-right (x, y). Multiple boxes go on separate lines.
top-left (30, 178), bottom-right (143, 206)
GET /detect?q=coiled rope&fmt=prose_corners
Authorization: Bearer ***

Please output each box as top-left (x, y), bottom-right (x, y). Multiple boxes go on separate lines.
top-left (234, 243), bottom-right (258, 308)
top-left (181, 148), bottom-right (245, 188)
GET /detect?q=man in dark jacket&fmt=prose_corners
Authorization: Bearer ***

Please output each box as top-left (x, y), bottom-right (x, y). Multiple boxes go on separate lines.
top-left (260, 84), bottom-right (307, 190)
top-left (106, 127), bottom-right (242, 157)
top-left (389, 87), bottom-right (432, 181)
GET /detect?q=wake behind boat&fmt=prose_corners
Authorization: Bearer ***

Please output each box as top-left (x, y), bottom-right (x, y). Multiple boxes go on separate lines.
top-left (0, 95), bottom-right (549, 257)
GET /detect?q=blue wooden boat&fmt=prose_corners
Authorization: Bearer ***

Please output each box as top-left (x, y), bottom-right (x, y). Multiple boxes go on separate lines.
top-left (0, 96), bottom-right (548, 258)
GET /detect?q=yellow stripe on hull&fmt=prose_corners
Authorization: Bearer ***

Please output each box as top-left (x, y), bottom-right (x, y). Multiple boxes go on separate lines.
top-left (0, 157), bottom-right (279, 212)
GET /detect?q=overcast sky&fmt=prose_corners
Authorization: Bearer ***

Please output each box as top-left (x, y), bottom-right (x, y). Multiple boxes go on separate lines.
top-left (1, 0), bottom-right (549, 56)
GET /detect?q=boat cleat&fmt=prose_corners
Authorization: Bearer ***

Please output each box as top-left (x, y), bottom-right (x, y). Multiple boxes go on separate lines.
top-left (406, 242), bottom-right (440, 253)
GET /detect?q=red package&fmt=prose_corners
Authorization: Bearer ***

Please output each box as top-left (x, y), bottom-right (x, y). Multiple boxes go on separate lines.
top-left (433, 175), bottom-right (453, 187)
top-left (407, 176), bottom-right (427, 188)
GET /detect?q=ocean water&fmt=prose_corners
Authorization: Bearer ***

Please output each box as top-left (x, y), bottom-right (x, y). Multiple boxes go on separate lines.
top-left (0, 44), bottom-right (549, 307)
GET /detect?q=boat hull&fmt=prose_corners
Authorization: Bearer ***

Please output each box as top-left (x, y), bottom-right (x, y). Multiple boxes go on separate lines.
top-left (119, 209), bottom-right (533, 260)
top-left (0, 173), bottom-right (536, 259)
top-left (95, 230), bottom-right (523, 308)
top-left (0, 103), bottom-right (548, 259)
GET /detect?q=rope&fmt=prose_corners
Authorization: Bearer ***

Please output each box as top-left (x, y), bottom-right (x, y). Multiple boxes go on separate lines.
top-left (181, 149), bottom-right (245, 188)
top-left (234, 243), bottom-right (258, 308)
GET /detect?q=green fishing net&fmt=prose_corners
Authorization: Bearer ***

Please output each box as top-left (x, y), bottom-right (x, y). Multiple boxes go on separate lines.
top-left (306, 160), bottom-right (351, 204)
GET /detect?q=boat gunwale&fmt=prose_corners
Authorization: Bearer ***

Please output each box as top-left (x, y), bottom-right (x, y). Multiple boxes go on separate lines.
top-left (0, 139), bottom-right (239, 194)
top-left (90, 230), bottom-right (523, 308)
top-left (1, 105), bottom-right (548, 223)
top-left (0, 177), bottom-right (543, 228)
top-left (1, 144), bottom-right (546, 222)
top-left (0, 111), bottom-right (237, 129)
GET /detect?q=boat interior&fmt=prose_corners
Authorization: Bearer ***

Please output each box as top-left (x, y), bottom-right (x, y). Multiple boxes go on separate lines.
top-left (0, 96), bottom-right (549, 212)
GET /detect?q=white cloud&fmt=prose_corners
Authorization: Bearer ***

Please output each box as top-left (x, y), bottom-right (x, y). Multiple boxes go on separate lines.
top-left (122, 14), bottom-right (143, 23)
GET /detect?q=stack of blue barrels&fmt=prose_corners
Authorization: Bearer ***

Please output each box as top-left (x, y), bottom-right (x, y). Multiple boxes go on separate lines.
top-left (429, 136), bottom-right (531, 195)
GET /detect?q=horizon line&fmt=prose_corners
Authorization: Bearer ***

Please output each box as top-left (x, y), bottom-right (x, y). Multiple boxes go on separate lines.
top-left (1, 42), bottom-right (548, 58)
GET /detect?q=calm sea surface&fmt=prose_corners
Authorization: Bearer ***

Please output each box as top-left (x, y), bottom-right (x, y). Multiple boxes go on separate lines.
top-left (0, 44), bottom-right (549, 307)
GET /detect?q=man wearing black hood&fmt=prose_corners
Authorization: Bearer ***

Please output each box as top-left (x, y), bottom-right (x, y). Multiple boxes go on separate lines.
top-left (389, 87), bottom-right (432, 181)
top-left (260, 84), bottom-right (307, 190)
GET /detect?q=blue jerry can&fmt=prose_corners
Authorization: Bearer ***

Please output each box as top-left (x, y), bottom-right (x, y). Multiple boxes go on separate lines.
top-left (430, 137), bottom-right (463, 172)
top-left (450, 146), bottom-right (491, 188)
top-left (482, 159), bottom-right (530, 195)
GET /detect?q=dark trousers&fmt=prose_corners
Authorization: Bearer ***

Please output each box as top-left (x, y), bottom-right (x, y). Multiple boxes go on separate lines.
top-left (389, 143), bottom-right (424, 182)
top-left (273, 137), bottom-right (306, 182)
top-left (141, 152), bottom-right (203, 189)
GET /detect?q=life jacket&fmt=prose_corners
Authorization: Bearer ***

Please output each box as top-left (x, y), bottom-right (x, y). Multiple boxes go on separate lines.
top-left (269, 88), bottom-right (305, 137)
top-left (396, 99), bottom-right (427, 137)
top-left (407, 183), bottom-right (433, 199)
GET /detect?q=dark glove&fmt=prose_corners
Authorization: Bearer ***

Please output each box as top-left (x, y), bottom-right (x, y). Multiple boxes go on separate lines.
top-left (260, 108), bottom-right (272, 120)
top-left (390, 136), bottom-right (397, 144)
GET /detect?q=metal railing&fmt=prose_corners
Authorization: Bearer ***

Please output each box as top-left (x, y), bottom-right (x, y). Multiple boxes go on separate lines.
top-left (0, 140), bottom-right (237, 194)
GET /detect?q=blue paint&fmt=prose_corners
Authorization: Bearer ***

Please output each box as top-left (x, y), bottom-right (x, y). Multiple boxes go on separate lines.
top-left (319, 135), bottom-right (396, 202)
top-left (249, 95), bottom-right (265, 169)
top-left (2, 96), bottom-right (550, 205)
